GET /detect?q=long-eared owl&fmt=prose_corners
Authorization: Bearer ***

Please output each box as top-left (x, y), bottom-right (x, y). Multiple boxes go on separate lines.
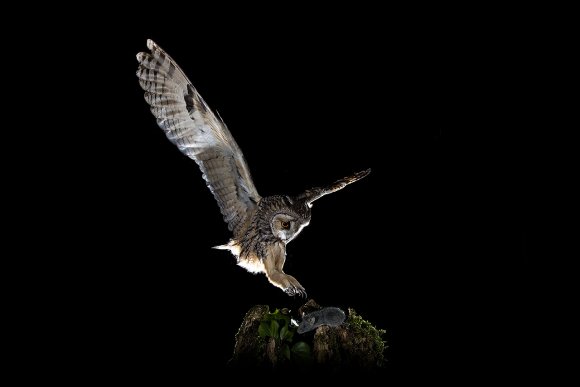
top-left (136, 40), bottom-right (370, 296)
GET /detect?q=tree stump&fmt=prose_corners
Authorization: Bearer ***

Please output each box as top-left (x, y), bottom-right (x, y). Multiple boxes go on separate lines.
top-left (230, 300), bottom-right (386, 370)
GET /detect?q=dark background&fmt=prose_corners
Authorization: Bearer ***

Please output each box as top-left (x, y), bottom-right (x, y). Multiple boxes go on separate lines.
top-left (48, 19), bottom-right (533, 381)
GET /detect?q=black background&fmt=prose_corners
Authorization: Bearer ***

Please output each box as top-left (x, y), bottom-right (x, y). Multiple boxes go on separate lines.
top-left (45, 15), bottom-right (534, 381)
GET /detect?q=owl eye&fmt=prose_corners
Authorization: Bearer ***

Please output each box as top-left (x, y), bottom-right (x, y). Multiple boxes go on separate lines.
top-left (281, 220), bottom-right (290, 229)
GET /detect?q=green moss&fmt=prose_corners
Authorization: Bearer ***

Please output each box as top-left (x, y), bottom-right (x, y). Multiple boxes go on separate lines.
top-left (346, 308), bottom-right (387, 366)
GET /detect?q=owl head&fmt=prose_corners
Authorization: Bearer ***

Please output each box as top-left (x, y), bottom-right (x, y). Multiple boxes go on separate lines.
top-left (270, 206), bottom-right (311, 243)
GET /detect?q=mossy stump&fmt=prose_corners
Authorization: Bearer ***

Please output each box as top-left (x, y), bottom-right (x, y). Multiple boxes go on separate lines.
top-left (231, 305), bottom-right (270, 367)
top-left (230, 300), bottom-right (386, 369)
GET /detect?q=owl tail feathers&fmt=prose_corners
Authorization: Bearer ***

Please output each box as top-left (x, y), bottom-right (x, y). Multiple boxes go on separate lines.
top-left (213, 240), bottom-right (241, 256)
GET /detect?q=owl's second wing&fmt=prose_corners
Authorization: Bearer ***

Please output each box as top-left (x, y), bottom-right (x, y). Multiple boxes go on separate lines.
top-left (297, 169), bottom-right (371, 205)
top-left (136, 40), bottom-right (260, 234)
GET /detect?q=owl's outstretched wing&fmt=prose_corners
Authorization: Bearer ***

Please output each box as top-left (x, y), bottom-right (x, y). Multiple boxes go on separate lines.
top-left (297, 169), bottom-right (371, 205)
top-left (136, 39), bottom-right (260, 234)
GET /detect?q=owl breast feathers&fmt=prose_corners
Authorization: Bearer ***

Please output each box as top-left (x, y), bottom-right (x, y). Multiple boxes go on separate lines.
top-left (137, 39), bottom-right (370, 296)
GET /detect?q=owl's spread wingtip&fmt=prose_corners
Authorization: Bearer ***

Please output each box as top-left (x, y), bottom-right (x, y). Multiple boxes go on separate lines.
top-left (357, 168), bottom-right (371, 179)
top-left (146, 39), bottom-right (157, 50)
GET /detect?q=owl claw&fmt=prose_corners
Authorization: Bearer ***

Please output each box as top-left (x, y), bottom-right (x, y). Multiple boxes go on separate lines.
top-left (285, 285), bottom-right (307, 298)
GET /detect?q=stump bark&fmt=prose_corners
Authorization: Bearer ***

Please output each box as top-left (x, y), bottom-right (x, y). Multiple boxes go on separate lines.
top-left (230, 300), bottom-right (386, 370)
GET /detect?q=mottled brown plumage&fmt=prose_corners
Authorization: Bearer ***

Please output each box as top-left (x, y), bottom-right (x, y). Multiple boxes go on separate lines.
top-left (136, 40), bottom-right (370, 296)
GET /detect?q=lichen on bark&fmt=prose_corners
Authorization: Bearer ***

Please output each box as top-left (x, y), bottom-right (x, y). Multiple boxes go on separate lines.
top-left (309, 308), bottom-right (386, 369)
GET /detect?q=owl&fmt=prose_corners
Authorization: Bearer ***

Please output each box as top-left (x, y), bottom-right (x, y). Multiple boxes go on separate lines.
top-left (136, 40), bottom-right (370, 297)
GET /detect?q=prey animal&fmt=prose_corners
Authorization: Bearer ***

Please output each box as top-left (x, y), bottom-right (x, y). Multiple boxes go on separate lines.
top-left (136, 40), bottom-right (370, 296)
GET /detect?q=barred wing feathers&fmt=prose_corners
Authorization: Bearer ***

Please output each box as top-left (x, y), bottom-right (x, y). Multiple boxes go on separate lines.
top-left (136, 39), bottom-right (260, 235)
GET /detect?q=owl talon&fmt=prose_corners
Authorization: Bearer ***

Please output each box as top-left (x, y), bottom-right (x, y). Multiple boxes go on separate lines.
top-left (284, 285), bottom-right (307, 298)
top-left (295, 286), bottom-right (306, 298)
